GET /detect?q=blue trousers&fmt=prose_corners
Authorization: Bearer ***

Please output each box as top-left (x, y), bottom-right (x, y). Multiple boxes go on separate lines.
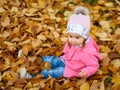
top-left (32, 56), bottom-right (65, 78)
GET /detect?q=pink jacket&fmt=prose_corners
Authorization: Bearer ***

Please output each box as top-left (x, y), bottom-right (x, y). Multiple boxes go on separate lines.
top-left (61, 36), bottom-right (102, 78)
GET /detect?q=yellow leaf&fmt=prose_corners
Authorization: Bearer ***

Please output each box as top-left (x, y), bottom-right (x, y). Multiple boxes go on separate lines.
top-left (60, 36), bottom-right (67, 42)
top-left (100, 67), bottom-right (109, 74)
top-left (80, 82), bottom-right (90, 90)
top-left (100, 45), bottom-right (111, 53)
top-left (4, 57), bottom-right (11, 65)
top-left (97, 32), bottom-right (107, 38)
top-left (3, 73), bottom-right (12, 81)
top-left (2, 65), bottom-right (11, 71)
top-left (18, 39), bottom-right (31, 46)
top-left (11, 6), bottom-right (18, 12)
top-left (22, 45), bottom-right (31, 56)
top-left (98, 0), bottom-right (106, 4)
top-left (110, 59), bottom-right (120, 68)
top-left (107, 64), bottom-right (119, 74)
top-left (53, 31), bottom-right (60, 38)
top-left (32, 39), bottom-right (41, 48)
top-left (55, 51), bottom-right (62, 57)
top-left (0, 7), bottom-right (6, 13)
top-left (42, 43), bottom-right (51, 48)
top-left (37, 34), bottom-right (46, 40)
top-left (2, 31), bottom-right (10, 38)
top-left (112, 76), bottom-right (120, 84)
top-left (37, 0), bottom-right (45, 8)
top-left (26, 29), bottom-right (33, 34)
top-left (99, 20), bottom-right (111, 31)
top-left (114, 44), bottom-right (120, 54)
top-left (1, 16), bottom-right (10, 27)
top-left (104, 2), bottom-right (114, 7)
top-left (99, 81), bottom-right (105, 90)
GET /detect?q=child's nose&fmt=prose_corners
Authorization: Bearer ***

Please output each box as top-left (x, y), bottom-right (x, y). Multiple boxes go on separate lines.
top-left (71, 38), bottom-right (76, 43)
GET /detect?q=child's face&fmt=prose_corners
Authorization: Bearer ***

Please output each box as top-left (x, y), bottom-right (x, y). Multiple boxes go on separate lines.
top-left (68, 33), bottom-right (85, 47)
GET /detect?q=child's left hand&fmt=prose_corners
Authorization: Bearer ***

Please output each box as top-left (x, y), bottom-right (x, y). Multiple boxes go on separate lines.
top-left (78, 70), bottom-right (86, 78)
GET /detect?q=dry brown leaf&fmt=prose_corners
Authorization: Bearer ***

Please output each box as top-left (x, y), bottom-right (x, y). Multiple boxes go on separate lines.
top-left (111, 34), bottom-right (120, 43)
top-left (2, 72), bottom-right (14, 81)
top-left (0, 7), bottom-right (6, 13)
top-left (42, 43), bottom-right (51, 48)
top-left (34, 57), bottom-right (42, 65)
top-left (97, 32), bottom-right (111, 41)
top-left (60, 36), bottom-right (68, 42)
top-left (55, 82), bottom-right (63, 90)
top-left (11, 6), bottom-right (18, 13)
top-left (35, 47), bottom-right (43, 55)
top-left (112, 76), bottom-right (120, 85)
top-left (14, 79), bottom-right (27, 88)
top-left (90, 80), bottom-right (99, 90)
top-left (114, 44), bottom-right (120, 54)
top-left (0, 31), bottom-right (10, 38)
top-left (53, 31), bottom-right (60, 38)
top-left (28, 55), bottom-right (37, 62)
top-left (37, 34), bottom-right (47, 40)
top-left (1, 65), bottom-right (11, 71)
top-left (40, 62), bottom-right (51, 71)
top-left (99, 67), bottom-right (109, 75)
top-left (107, 64), bottom-right (119, 74)
top-left (104, 2), bottom-right (114, 7)
top-left (20, 33), bottom-right (27, 41)
top-left (1, 16), bottom-right (10, 27)
top-left (22, 44), bottom-right (32, 56)
top-left (99, 81), bottom-right (105, 90)
top-left (110, 59), bottom-right (120, 68)
top-left (63, 79), bottom-right (74, 89)
top-left (99, 45), bottom-right (111, 53)
top-left (11, 58), bottom-right (26, 72)
top-left (108, 51), bottom-right (120, 59)
top-left (111, 83), bottom-right (120, 90)
top-left (29, 78), bottom-right (45, 84)
top-left (80, 82), bottom-right (90, 90)
top-left (18, 39), bottom-right (31, 46)
top-left (37, 0), bottom-right (46, 8)
top-left (101, 53), bottom-right (111, 67)
top-left (55, 51), bottom-right (63, 57)
top-left (22, 45), bottom-right (29, 56)
top-left (31, 39), bottom-right (41, 48)
top-left (23, 82), bottom-right (32, 90)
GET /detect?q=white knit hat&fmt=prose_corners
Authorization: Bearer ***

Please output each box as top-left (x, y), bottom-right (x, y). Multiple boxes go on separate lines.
top-left (67, 6), bottom-right (90, 39)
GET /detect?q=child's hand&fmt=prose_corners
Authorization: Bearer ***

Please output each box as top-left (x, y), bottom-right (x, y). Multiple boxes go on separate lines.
top-left (78, 70), bottom-right (86, 78)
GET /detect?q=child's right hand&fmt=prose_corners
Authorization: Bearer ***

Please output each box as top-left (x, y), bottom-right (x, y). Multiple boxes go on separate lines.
top-left (78, 70), bottom-right (86, 78)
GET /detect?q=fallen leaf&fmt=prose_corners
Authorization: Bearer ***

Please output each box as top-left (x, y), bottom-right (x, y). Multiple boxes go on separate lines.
top-left (110, 59), bottom-right (120, 68)
top-left (22, 44), bottom-right (32, 56)
top-left (107, 64), bottom-right (119, 74)
top-left (80, 82), bottom-right (90, 90)
top-left (14, 79), bottom-right (27, 88)
top-left (114, 44), bottom-right (120, 54)
top-left (0, 7), bottom-right (6, 13)
top-left (1, 16), bottom-right (10, 27)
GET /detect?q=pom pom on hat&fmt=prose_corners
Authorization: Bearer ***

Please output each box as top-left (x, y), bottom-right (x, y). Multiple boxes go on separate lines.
top-left (67, 6), bottom-right (90, 39)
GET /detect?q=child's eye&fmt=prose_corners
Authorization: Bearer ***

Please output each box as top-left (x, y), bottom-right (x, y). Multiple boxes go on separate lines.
top-left (69, 35), bottom-right (72, 38)
top-left (76, 37), bottom-right (80, 39)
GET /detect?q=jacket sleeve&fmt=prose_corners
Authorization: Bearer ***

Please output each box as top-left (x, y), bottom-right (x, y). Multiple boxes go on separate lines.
top-left (81, 53), bottom-right (100, 78)
top-left (62, 42), bottom-right (69, 54)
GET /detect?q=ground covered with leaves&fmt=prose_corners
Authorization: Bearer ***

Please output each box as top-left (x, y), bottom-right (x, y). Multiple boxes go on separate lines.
top-left (0, 0), bottom-right (120, 90)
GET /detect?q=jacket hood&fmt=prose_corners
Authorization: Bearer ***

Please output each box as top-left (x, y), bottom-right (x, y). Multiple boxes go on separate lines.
top-left (83, 36), bottom-right (102, 61)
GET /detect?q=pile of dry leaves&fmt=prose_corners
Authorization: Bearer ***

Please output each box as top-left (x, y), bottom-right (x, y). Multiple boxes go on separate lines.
top-left (0, 0), bottom-right (120, 90)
